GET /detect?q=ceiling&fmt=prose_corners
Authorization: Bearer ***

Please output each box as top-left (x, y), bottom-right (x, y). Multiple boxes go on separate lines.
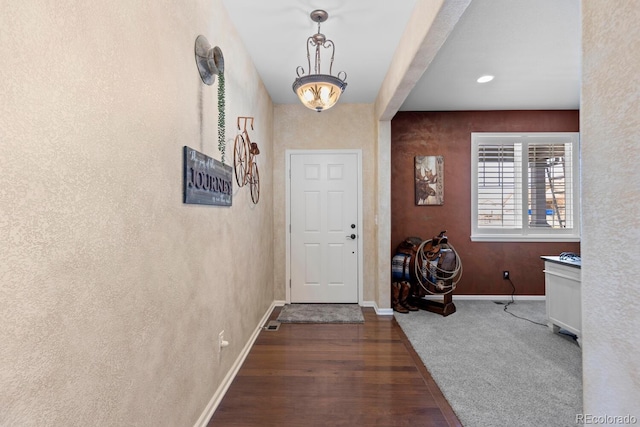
top-left (222, 0), bottom-right (581, 113)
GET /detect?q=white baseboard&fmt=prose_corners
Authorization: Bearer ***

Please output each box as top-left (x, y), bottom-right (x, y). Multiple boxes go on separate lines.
top-left (193, 301), bottom-right (277, 427)
top-left (420, 294), bottom-right (545, 301)
top-left (360, 300), bottom-right (393, 316)
top-left (360, 295), bottom-right (544, 316)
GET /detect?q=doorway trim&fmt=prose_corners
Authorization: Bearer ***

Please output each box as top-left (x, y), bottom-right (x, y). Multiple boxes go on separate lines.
top-left (285, 149), bottom-right (364, 304)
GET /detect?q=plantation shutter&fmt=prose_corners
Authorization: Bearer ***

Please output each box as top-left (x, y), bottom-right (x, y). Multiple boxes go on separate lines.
top-left (527, 142), bottom-right (574, 229)
top-left (476, 142), bottom-right (522, 229)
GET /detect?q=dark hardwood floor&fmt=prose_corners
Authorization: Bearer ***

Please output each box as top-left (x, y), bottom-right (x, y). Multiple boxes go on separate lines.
top-left (208, 307), bottom-right (462, 427)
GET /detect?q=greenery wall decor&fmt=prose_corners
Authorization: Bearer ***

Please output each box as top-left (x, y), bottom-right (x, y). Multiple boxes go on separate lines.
top-left (194, 37), bottom-right (226, 162)
top-left (217, 71), bottom-right (226, 163)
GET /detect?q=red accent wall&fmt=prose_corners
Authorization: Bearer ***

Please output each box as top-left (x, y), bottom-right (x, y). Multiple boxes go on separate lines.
top-left (391, 111), bottom-right (580, 295)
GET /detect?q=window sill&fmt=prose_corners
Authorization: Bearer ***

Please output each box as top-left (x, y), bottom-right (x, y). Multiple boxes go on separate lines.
top-left (471, 234), bottom-right (581, 243)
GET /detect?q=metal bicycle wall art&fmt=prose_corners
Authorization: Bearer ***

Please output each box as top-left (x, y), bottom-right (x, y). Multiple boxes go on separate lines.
top-left (233, 116), bottom-right (260, 204)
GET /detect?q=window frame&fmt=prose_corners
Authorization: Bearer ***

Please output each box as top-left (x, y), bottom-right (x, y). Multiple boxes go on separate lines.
top-left (471, 132), bottom-right (581, 242)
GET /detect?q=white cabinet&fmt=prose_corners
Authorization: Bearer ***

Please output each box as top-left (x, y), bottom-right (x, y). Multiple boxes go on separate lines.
top-left (542, 256), bottom-right (581, 346)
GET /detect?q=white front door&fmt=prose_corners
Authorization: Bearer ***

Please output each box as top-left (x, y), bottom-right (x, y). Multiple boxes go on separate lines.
top-left (289, 152), bottom-right (359, 303)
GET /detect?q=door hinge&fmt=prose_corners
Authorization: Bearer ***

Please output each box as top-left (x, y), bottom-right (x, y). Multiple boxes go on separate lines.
top-left (289, 224), bottom-right (291, 233)
top-left (289, 279), bottom-right (291, 288)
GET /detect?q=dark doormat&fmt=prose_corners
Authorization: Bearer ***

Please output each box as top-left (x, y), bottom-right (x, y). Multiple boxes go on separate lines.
top-left (277, 304), bottom-right (364, 323)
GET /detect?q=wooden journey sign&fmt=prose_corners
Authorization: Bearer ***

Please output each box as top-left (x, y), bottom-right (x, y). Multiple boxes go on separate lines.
top-left (183, 146), bottom-right (233, 206)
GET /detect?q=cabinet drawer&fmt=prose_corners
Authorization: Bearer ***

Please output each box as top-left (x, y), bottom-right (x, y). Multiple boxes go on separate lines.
top-left (543, 262), bottom-right (580, 282)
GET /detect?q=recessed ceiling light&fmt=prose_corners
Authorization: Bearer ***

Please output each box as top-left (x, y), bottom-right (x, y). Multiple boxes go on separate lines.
top-left (477, 75), bottom-right (494, 83)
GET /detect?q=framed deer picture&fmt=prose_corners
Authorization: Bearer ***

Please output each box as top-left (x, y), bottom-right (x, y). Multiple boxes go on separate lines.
top-left (415, 155), bottom-right (444, 205)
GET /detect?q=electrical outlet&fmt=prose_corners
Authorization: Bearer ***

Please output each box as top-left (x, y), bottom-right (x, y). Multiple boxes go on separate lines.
top-left (503, 270), bottom-right (510, 280)
top-left (216, 330), bottom-right (223, 363)
top-left (218, 330), bottom-right (229, 351)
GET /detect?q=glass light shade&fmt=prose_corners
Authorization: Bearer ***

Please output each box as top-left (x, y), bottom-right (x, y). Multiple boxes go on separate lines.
top-left (292, 74), bottom-right (347, 112)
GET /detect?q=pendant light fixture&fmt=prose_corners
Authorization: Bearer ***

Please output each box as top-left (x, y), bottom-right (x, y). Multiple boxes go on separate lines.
top-left (292, 9), bottom-right (347, 112)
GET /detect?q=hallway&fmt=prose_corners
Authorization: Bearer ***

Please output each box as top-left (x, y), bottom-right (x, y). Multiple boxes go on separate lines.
top-left (209, 308), bottom-right (461, 426)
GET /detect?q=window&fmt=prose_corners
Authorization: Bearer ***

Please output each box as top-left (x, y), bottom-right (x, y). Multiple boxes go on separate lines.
top-left (471, 132), bottom-right (580, 242)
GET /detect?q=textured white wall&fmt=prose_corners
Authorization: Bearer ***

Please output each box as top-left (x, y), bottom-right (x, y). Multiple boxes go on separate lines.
top-left (581, 1), bottom-right (640, 418)
top-left (0, 1), bottom-right (274, 425)
top-left (272, 104), bottom-right (377, 303)
top-left (375, 121), bottom-right (392, 309)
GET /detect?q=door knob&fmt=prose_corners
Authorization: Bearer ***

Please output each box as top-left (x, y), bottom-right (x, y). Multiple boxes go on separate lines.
top-left (346, 234), bottom-right (357, 240)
